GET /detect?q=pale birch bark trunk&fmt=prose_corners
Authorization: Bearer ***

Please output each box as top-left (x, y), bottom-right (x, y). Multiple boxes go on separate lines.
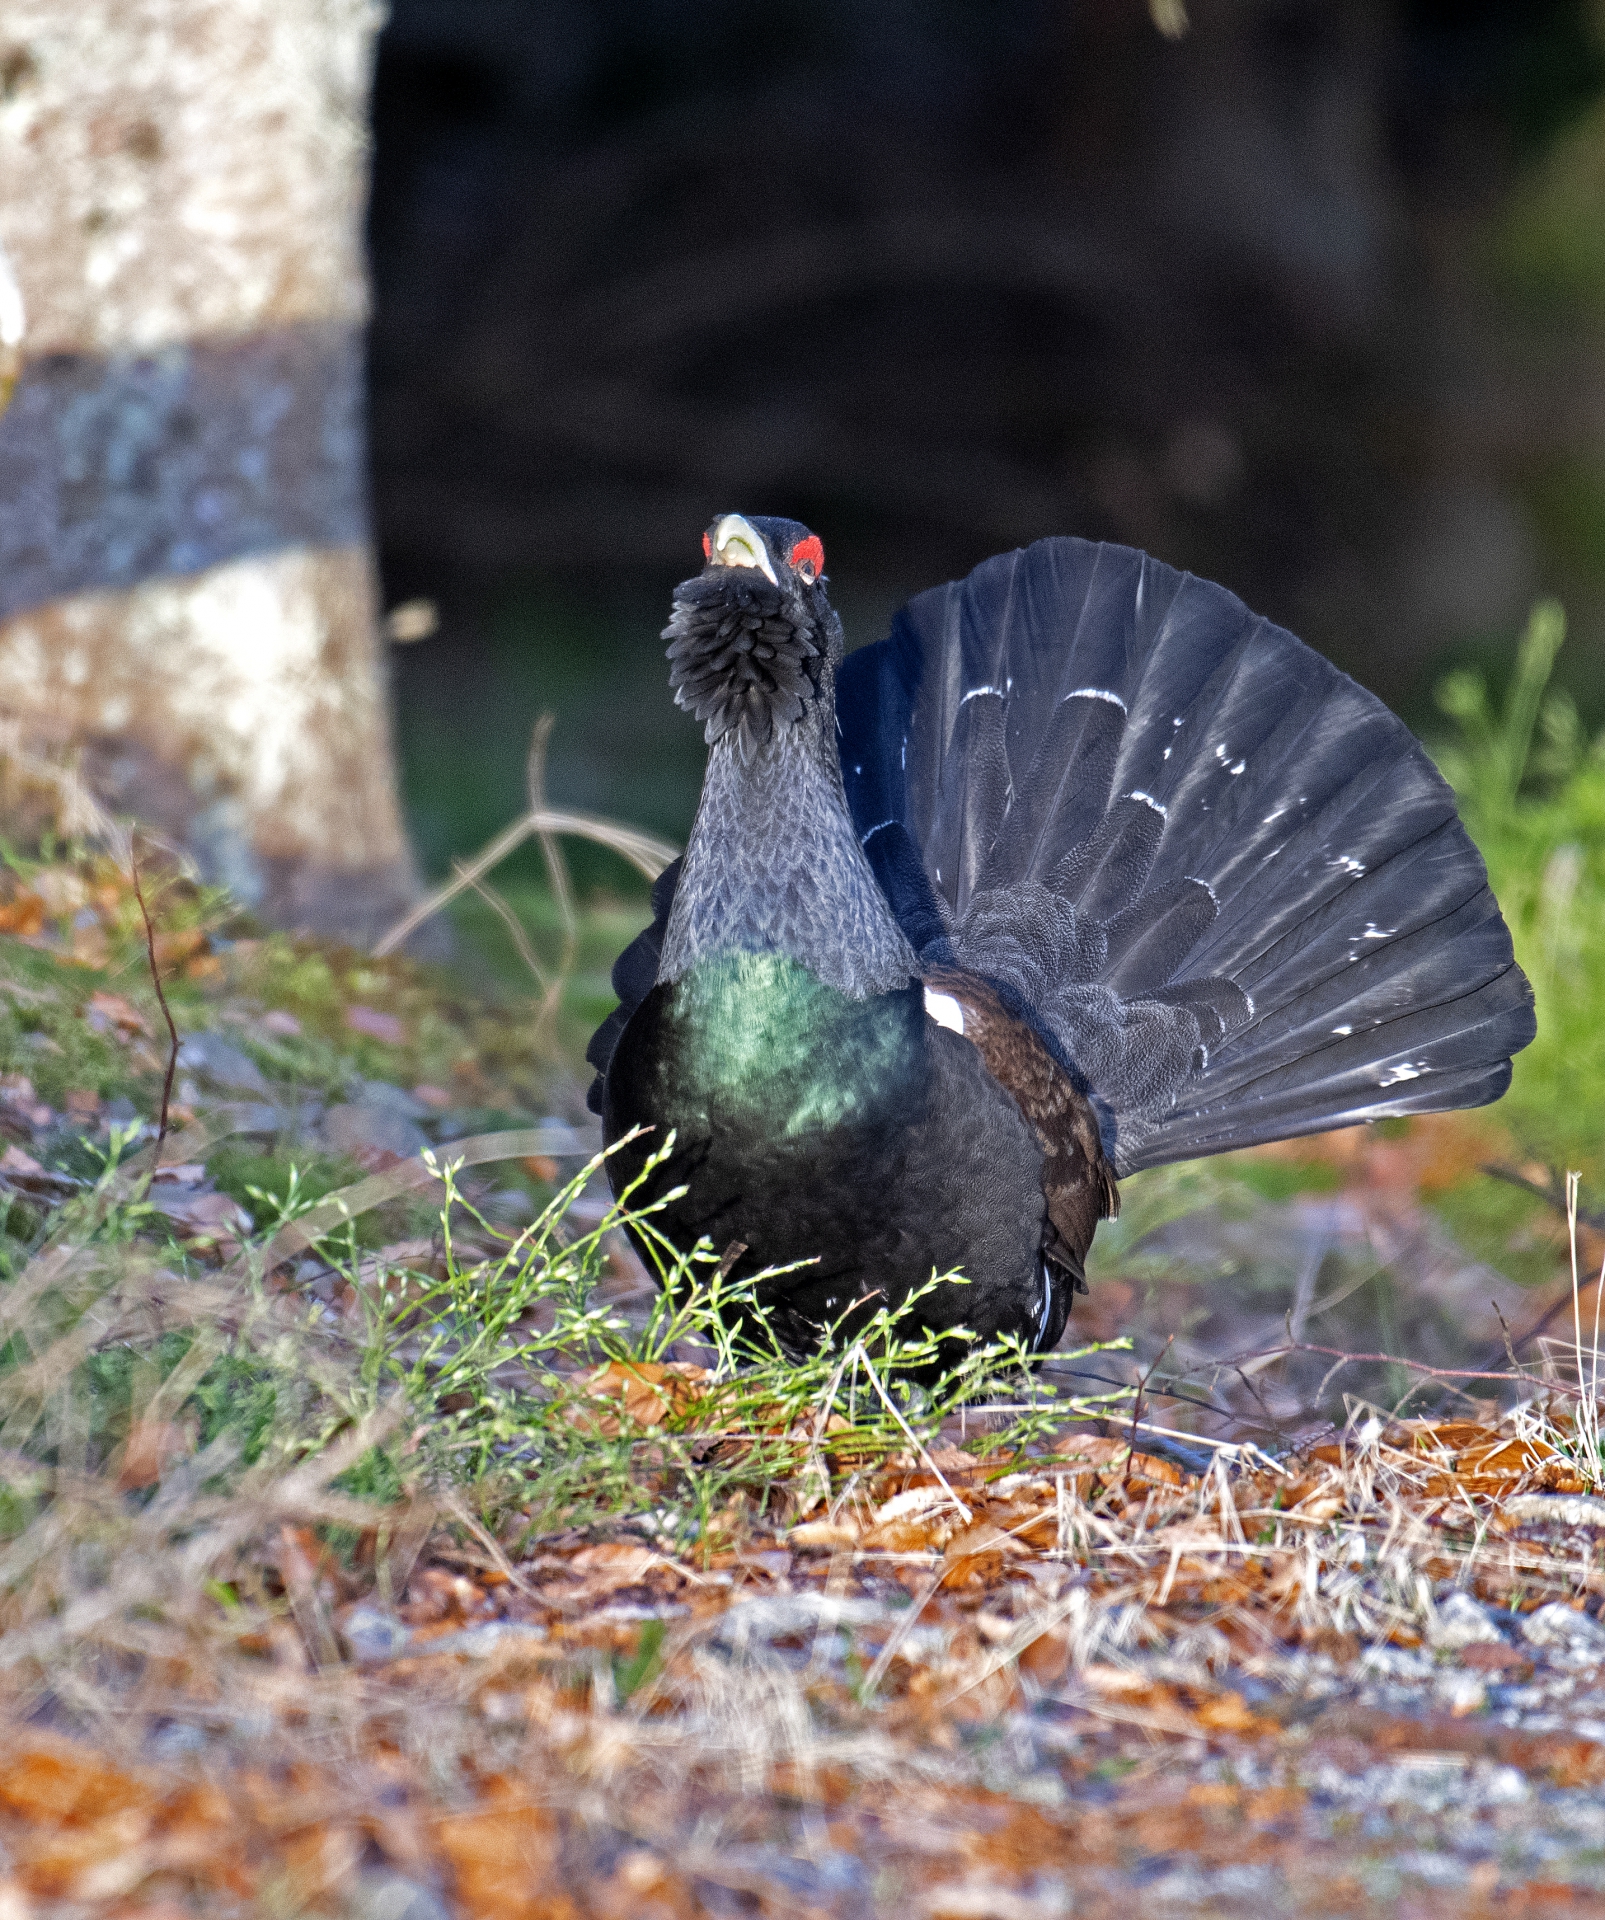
top-left (0, 0), bottom-right (418, 940)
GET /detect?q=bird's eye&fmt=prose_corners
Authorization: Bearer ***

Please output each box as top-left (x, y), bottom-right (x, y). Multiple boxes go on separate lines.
top-left (789, 535), bottom-right (825, 582)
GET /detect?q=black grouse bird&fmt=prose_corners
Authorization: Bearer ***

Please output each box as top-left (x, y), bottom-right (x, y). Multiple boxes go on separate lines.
top-left (587, 515), bottom-right (1536, 1358)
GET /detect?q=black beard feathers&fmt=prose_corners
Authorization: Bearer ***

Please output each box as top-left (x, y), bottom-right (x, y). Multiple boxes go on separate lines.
top-left (664, 573), bottom-right (822, 762)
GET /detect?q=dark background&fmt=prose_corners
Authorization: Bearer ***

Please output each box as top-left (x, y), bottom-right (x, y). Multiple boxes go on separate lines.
top-left (364, 0), bottom-right (1605, 889)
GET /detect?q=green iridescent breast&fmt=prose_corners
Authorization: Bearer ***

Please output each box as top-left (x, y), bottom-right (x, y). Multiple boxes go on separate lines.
top-left (652, 952), bottom-right (925, 1140)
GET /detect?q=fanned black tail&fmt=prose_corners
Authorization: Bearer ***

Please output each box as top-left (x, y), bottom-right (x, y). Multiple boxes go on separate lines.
top-left (836, 537), bottom-right (1534, 1175)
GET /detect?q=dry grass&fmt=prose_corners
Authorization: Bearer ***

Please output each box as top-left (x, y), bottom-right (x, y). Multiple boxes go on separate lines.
top-left (7, 1375), bottom-right (1605, 1913)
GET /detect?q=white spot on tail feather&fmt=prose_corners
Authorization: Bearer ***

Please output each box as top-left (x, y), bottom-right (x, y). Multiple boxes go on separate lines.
top-left (1064, 687), bottom-right (1127, 712)
top-left (1129, 790), bottom-right (1167, 817)
top-left (1377, 1061), bottom-right (1425, 1087)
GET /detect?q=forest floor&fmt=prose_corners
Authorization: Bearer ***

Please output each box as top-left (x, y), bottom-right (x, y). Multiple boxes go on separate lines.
top-left (0, 841), bottom-right (1603, 1919)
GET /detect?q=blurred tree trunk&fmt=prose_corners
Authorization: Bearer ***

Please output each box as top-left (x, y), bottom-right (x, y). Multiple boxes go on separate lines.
top-left (0, 0), bottom-right (417, 940)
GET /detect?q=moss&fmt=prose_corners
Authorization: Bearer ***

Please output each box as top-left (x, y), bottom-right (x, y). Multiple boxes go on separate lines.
top-left (190, 1352), bottom-right (281, 1467)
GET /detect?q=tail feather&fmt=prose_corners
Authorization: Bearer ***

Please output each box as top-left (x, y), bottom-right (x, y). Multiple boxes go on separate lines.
top-left (837, 536), bottom-right (1534, 1175)
top-left (1101, 879), bottom-right (1218, 997)
top-left (1167, 750), bottom-right (1458, 983)
top-left (1156, 960), bottom-right (1529, 1156)
top-left (1055, 795), bottom-right (1166, 922)
top-left (1223, 821), bottom-right (1495, 1019)
top-left (994, 693), bottom-right (1126, 888)
top-left (1157, 1059), bottom-right (1517, 1167)
top-left (1199, 900), bottom-right (1523, 1105)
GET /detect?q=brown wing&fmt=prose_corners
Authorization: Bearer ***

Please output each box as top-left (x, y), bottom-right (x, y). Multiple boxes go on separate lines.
top-left (922, 965), bottom-right (1119, 1292)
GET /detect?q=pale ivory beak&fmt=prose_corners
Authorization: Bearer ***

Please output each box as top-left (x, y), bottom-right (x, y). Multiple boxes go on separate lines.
top-left (0, 245), bottom-right (22, 420)
top-left (709, 514), bottom-right (779, 585)
top-left (0, 245), bottom-right (22, 350)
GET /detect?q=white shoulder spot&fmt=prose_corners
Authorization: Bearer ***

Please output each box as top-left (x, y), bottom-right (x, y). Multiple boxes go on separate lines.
top-left (923, 987), bottom-right (966, 1036)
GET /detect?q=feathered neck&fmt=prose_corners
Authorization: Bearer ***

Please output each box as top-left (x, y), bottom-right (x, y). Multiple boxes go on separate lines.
top-left (657, 700), bottom-right (919, 998)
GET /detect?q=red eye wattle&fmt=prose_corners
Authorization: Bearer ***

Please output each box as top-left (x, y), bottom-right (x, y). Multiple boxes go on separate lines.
top-left (701, 530), bottom-right (712, 560)
top-left (789, 535), bottom-right (824, 580)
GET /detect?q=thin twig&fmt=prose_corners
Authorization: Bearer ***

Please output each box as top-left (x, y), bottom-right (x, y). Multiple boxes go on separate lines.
top-left (854, 1343), bottom-right (972, 1525)
top-left (1125, 1337), bottom-right (1173, 1486)
top-left (936, 1583), bottom-right (1096, 1712)
top-left (1568, 1174), bottom-right (1602, 1468)
top-left (1474, 1163), bottom-right (1605, 1369)
top-left (1486, 1160), bottom-right (1605, 1233)
top-left (1490, 1282), bottom-right (1605, 1374)
top-left (1057, 1414), bottom-right (1286, 1471)
top-left (526, 716), bottom-right (579, 1040)
top-left (372, 802), bottom-right (678, 956)
top-left (130, 847), bottom-right (178, 1179)
top-left (1036, 1362), bottom-right (1236, 1422)
top-left (859, 1566), bottom-right (943, 1701)
top-left (1496, 1303), bottom-right (1522, 1376)
top-left (527, 715), bottom-right (577, 941)
top-left (803, 1345), bottom-right (856, 1518)
top-left (436, 1488), bottom-right (541, 1601)
top-left (459, 866), bottom-right (548, 990)
top-left (1215, 1336), bottom-right (1583, 1402)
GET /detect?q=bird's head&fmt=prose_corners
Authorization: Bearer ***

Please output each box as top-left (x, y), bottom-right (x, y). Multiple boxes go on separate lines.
top-left (664, 513), bottom-right (842, 762)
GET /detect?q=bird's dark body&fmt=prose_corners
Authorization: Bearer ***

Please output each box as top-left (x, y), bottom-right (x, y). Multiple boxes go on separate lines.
top-left (588, 518), bottom-right (1535, 1359)
top-left (603, 953), bottom-right (1065, 1356)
